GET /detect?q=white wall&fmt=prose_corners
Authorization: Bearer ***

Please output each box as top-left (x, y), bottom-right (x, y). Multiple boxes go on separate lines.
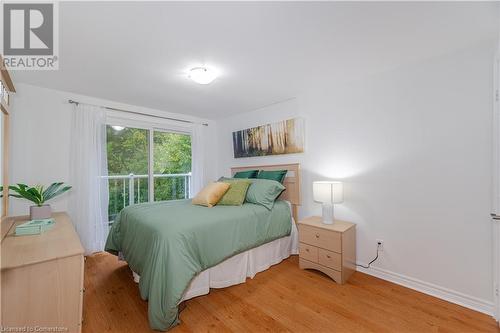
top-left (8, 40), bottom-right (495, 316)
top-left (9, 83), bottom-right (218, 216)
top-left (217, 42), bottom-right (496, 312)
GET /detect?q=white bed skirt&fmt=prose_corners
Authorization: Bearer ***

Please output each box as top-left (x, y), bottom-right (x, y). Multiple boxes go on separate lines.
top-left (131, 220), bottom-right (299, 302)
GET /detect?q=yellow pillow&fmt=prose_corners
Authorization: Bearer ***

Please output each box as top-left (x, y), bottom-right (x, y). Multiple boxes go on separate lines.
top-left (192, 182), bottom-right (231, 207)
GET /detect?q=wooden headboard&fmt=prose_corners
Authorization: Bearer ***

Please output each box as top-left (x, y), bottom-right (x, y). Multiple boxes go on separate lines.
top-left (231, 163), bottom-right (301, 222)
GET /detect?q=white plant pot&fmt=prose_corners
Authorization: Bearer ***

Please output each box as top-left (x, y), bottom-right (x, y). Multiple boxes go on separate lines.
top-left (30, 205), bottom-right (52, 220)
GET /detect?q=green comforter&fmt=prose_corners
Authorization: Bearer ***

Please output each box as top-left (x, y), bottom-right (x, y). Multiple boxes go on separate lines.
top-left (105, 199), bottom-right (292, 331)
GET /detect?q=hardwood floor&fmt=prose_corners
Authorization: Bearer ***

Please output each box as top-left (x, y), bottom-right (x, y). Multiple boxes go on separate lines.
top-left (83, 252), bottom-right (498, 333)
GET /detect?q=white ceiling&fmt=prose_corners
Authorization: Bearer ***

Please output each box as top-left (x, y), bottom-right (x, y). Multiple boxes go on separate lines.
top-left (11, 1), bottom-right (499, 119)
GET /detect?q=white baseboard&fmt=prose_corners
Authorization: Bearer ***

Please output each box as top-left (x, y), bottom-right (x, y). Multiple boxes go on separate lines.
top-left (356, 262), bottom-right (495, 316)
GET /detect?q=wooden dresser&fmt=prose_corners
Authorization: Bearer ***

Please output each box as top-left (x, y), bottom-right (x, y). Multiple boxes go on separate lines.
top-left (1, 212), bottom-right (84, 332)
top-left (298, 216), bottom-right (356, 284)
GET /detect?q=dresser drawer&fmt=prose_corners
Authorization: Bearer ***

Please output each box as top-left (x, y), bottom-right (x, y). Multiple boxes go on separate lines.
top-left (318, 248), bottom-right (342, 271)
top-left (299, 224), bottom-right (341, 253)
top-left (299, 243), bottom-right (318, 263)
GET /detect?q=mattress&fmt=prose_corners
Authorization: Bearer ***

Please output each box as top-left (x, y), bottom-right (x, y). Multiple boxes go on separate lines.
top-left (107, 198), bottom-right (293, 330)
top-left (129, 202), bottom-right (299, 302)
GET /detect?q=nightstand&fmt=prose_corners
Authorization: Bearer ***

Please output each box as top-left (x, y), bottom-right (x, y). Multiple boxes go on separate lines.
top-left (298, 216), bottom-right (356, 284)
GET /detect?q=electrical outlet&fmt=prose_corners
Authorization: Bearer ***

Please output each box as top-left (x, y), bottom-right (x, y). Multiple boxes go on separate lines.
top-left (376, 239), bottom-right (384, 252)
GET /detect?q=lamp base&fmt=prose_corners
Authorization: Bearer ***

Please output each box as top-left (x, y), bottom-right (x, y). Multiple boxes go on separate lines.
top-left (321, 203), bottom-right (334, 224)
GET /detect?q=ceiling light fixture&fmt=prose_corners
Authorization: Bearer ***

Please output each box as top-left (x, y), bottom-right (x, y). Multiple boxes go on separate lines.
top-left (188, 67), bottom-right (217, 85)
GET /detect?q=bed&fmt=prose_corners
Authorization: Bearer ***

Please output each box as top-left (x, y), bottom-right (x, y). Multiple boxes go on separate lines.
top-left (105, 163), bottom-right (301, 331)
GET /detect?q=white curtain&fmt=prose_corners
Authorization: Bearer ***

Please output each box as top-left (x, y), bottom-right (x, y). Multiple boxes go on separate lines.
top-left (190, 123), bottom-right (206, 197)
top-left (68, 104), bottom-right (109, 255)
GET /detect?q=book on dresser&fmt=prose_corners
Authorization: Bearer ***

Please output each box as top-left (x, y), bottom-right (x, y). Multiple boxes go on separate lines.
top-left (298, 216), bottom-right (356, 284)
top-left (1, 212), bottom-right (84, 332)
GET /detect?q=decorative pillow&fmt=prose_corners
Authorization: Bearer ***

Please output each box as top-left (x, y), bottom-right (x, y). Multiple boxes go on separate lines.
top-left (192, 182), bottom-right (230, 207)
top-left (233, 170), bottom-right (259, 179)
top-left (245, 178), bottom-right (286, 210)
top-left (218, 179), bottom-right (252, 206)
top-left (257, 170), bottom-right (288, 184)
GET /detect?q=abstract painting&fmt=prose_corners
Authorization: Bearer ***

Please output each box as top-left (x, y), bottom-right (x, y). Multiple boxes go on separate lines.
top-left (232, 118), bottom-right (304, 158)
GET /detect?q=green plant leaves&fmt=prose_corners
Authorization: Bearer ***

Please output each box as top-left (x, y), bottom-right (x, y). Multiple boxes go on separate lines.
top-left (8, 182), bottom-right (72, 206)
top-left (9, 184), bottom-right (42, 205)
top-left (43, 183), bottom-right (72, 202)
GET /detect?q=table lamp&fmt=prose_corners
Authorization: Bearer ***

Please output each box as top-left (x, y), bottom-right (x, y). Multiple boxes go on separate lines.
top-left (313, 181), bottom-right (344, 224)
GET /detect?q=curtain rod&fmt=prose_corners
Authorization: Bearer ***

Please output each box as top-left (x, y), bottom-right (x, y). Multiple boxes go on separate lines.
top-left (67, 99), bottom-right (208, 126)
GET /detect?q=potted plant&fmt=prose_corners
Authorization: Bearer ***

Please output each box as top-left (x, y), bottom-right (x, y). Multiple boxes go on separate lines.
top-left (9, 183), bottom-right (72, 220)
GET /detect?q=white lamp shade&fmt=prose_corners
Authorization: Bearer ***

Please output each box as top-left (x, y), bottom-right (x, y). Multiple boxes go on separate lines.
top-left (313, 181), bottom-right (344, 204)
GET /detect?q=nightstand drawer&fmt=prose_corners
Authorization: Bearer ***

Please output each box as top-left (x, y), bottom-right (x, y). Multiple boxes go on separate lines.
top-left (318, 248), bottom-right (342, 271)
top-left (299, 243), bottom-right (318, 262)
top-left (299, 224), bottom-right (341, 253)
top-left (299, 258), bottom-right (342, 283)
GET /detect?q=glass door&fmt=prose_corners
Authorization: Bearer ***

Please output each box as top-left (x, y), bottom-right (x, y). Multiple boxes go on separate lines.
top-left (106, 125), bottom-right (150, 221)
top-left (153, 130), bottom-right (192, 201)
top-left (105, 123), bottom-right (192, 222)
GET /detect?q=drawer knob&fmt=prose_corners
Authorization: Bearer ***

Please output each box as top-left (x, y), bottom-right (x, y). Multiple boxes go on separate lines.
top-left (315, 233), bottom-right (320, 238)
top-left (326, 255), bottom-right (331, 259)
top-left (305, 248), bottom-right (309, 252)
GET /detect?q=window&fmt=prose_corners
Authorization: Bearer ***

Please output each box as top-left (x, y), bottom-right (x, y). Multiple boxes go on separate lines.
top-left (153, 130), bottom-right (191, 201)
top-left (105, 124), bottom-right (191, 222)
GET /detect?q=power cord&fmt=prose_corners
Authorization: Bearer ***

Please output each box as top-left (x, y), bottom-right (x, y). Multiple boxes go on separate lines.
top-left (356, 242), bottom-right (382, 269)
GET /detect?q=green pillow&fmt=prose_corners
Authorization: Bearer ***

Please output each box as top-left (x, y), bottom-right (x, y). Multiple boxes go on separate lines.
top-left (257, 170), bottom-right (288, 183)
top-left (218, 179), bottom-right (252, 206)
top-left (245, 178), bottom-right (285, 210)
top-left (233, 170), bottom-right (259, 179)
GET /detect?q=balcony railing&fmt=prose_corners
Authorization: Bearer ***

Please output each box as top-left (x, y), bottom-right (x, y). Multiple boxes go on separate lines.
top-left (104, 173), bottom-right (191, 221)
